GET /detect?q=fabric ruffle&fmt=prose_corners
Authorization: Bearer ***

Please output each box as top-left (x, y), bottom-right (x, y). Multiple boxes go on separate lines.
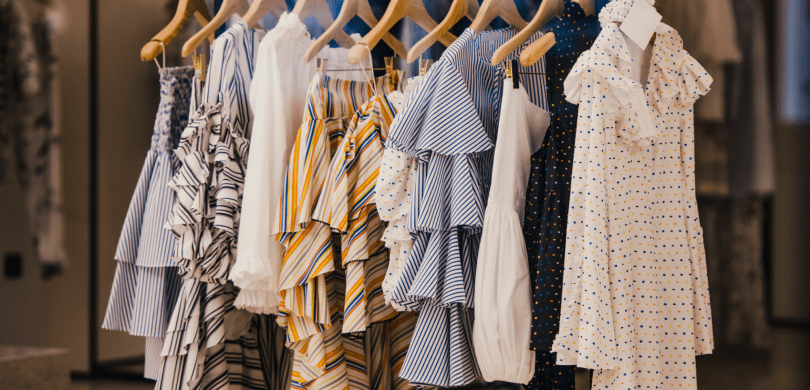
top-left (649, 26), bottom-right (714, 105)
top-left (598, 0), bottom-right (656, 27)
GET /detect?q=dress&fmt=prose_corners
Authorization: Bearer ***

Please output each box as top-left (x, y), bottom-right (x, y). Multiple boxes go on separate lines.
top-left (156, 21), bottom-right (291, 390)
top-left (385, 27), bottom-right (549, 387)
top-left (520, 1), bottom-right (600, 388)
top-left (272, 70), bottom-right (412, 390)
top-left (552, 3), bottom-right (714, 388)
top-left (232, 12), bottom-right (371, 314)
top-left (472, 80), bottom-right (549, 384)
top-left (102, 66), bottom-right (193, 379)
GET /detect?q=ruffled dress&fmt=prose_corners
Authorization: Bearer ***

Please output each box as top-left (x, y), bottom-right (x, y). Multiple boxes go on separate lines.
top-left (385, 28), bottom-right (550, 388)
top-left (102, 66), bottom-right (193, 380)
top-left (553, 3), bottom-right (714, 388)
top-left (156, 21), bottom-right (292, 390)
top-left (272, 71), bottom-right (420, 390)
top-left (520, 1), bottom-right (600, 388)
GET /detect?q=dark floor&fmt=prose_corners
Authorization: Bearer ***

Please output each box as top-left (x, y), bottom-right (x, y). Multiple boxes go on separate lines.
top-left (70, 327), bottom-right (810, 390)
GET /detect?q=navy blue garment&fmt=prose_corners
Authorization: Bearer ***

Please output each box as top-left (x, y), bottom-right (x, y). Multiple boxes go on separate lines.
top-left (521, 1), bottom-right (600, 389)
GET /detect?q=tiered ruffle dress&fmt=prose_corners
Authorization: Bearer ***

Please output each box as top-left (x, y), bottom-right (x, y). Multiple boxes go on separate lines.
top-left (155, 21), bottom-right (292, 390)
top-left (553, 2), bottom-right (714, 388)
top-left (520, 1), bottom-right (601, 388)
top-left (385, 28), bottom-right (549, 387)
top-left (102, 66), bottom-right (193, 380)
top-left (273, 71), bottom-right (422, 390)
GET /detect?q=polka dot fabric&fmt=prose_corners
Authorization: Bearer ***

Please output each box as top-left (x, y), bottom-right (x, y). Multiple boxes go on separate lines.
top-left (522, 1), bottom-right (600, 389)
top-left (552, 21), bottom-right (714, 390)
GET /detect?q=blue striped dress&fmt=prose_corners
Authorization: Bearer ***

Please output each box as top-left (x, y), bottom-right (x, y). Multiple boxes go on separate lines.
top-left (385, 28), bottom-right (548, 387)
top-left (102, 66), bottom-right (193, 379)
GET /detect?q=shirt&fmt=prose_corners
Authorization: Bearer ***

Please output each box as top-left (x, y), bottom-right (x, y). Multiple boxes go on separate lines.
top-left (473, 80), bottom-right (549, 384)
top-left (553, 18), bottom-right (714, 389)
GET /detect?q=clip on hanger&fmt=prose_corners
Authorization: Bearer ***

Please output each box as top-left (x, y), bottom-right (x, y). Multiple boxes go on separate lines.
top-left (419, 58), bottom-right (434, 76)
top-left (511, 59), bottom-right (519, 89)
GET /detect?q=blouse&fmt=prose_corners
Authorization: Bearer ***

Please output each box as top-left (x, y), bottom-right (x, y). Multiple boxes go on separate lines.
top-left (472, 80), bottom-right (549, 384)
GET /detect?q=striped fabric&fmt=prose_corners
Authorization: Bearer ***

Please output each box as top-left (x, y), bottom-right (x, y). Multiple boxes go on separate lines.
top-left (272, 72), bottom-right (403, 343)
top-left (384, 28), bottom-right (549, 387)
top-left (313, 95), bottom-right (400, 334)
top-left (102, 66), bottom-right (193, 379)
top-left (155, 21), bottom-right (292, 390)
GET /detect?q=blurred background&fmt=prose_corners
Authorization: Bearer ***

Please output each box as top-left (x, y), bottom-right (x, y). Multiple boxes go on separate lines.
top-left (0, 0), bottom-right (808, 389)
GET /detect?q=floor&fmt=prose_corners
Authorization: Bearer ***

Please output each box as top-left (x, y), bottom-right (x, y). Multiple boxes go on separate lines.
top-left (69, 328), bottom-right (810, 390)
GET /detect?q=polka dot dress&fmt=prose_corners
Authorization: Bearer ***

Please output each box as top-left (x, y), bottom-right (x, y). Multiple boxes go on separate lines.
top-left (522, 1), bottom-right (600, 389)
top-left (552, 16), bottom-right (715, 390)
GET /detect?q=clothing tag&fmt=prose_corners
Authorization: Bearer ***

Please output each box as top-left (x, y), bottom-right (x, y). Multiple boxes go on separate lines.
top-left (619, 1), bottom-right (662, 49)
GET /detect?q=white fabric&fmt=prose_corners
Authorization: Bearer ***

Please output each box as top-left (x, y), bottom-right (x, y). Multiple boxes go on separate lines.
top-left (553, 22), bottom-right (714, 389)
top-left (472, 80), bottom-right (549, 384)
top-left (231, 12), bottom-right (370, 314)
top-left (376, 76), bottom-right (422, 311)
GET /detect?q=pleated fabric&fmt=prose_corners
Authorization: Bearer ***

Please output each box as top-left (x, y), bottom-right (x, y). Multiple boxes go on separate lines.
top-left (102, 66), bottom-right (193, 379)
top-left (384, 28), bottom-right (549, 388)
top-left (155, 21), bottom-right (292, 390)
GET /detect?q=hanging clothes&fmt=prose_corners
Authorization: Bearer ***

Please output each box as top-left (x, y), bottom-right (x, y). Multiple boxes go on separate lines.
top-left (472, 79), bottom-right (550, 384)
top-left (232, 12), bottom-right (372, 315)
top-left (156, 20), bottom-right (291, 390)
top-left (272, 70), bottom-right (413, 390)
top-left (376, 76), bottom-right (423, 311)
top-left (553, 1), bottom-right (714, 388)
top-left (0, 0), bottom-right (68, 274)
top-left (102, 65), bottom-right (193, 380)
top-left (520, 1), bottom-right (600, 388)
top-left (385, 27), bottom-right (549, 388)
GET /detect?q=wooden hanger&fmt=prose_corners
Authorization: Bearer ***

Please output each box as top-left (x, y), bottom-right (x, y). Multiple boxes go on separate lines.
top-left (141, 0), bottom-right (214, 62)
top-left (468, 0), bottom-right (529, 33)
top-left (407, 0), bottom-right (481, 63)
top-left (241, 0), bottom-right (288, 28)
top-left (304, 0), bottom-right (406, 62)
top-left (519, 0), bottom-right (594, 66)
top-left (489, 0), bottom-right (564, 66)
top-left (293, 0), bottom-right (355, 49)
top-left (182, 0), bottom-right (250, 58)
top-left (347, 0), bottom-right (458, 65)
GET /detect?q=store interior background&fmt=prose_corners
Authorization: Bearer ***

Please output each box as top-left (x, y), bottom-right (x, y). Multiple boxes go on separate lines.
top-left (0, 0), bottom-right (808, 389)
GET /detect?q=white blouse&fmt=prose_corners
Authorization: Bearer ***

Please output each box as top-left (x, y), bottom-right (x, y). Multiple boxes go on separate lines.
top-left (231, 12), bottom-right (370, 314)
top-left (553, 15), bottom-right (714, 390)
top-left (472, 80), bottom-right (549, 384)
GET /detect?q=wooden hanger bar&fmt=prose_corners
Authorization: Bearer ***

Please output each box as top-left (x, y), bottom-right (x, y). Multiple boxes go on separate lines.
top-left (469, 0), bottom-right (529, 33)
top-left (490, 0), bottom-right (564, 66)
top-left (305, 0), bottom-right (407, 63)
top-left (519, 0), bottom-right (594, 66)
top-left (293, 0), bottom-right (355, 48)
top-left (407, 0), bottom-right (481, 63)
top-left (182, 0), bottom-right (250, 58)
top-left (241, 0), bottom-right (288, 29)
top-left (347, 0), bottom-right (457, 65)
top-left (141, 0), bottom-right (214, 62)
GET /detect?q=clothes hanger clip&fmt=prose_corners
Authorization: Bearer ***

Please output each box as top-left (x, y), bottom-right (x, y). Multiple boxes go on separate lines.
top-left (384, 56), bottom-right (396, 84)
top-left (504, 59), bottom-right (512, 79)
top-left (511, 59), bottom-right (520, 89)
top-left (419, 58), bottom-right (433, 76)
top-left (154, 41), bottom-right (166, 71)
top-left (316, 58), bottom-right (329, 74)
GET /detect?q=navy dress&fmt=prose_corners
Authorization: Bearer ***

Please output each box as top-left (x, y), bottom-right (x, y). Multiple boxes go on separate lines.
top-left (522, 1), bottom-right (600, 388)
